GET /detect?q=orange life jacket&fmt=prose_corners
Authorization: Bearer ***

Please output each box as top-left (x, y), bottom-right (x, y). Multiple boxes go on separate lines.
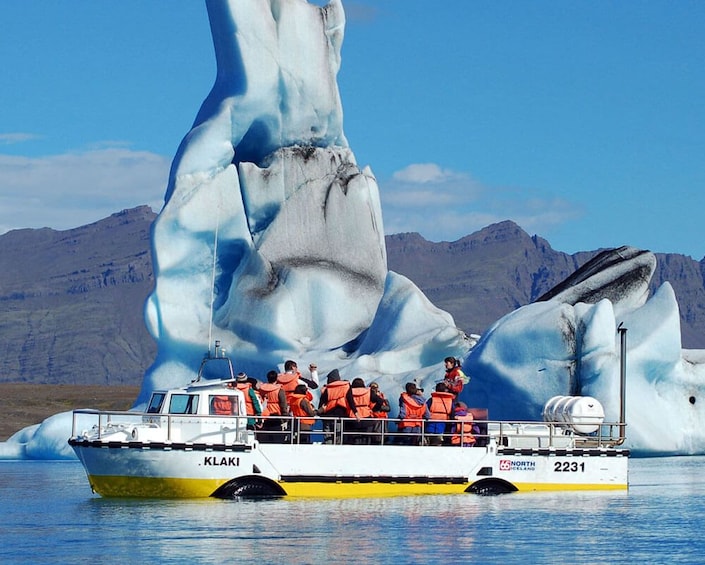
top-left (236, 382), bottom-right (259, 416)
top-left (211, 395), bottom-right (233, 415)
top-left (321, 380), bottom-right (351, 414)
top-left (277, 371), bottom-right (314, 403)
top-left (451, 412), bottom-right (476, 446)
top-left (350, 387), bottom-right (372, 418)
top-left (277, 372), bottom-right (299, 392)
top-left (398, 393), bottom-right (427, 429)
top-left (429, 391), bottom-right (455, 420)
top-left (290, 393), bottom-right (315, 426)
top-left (259, 383), bottom-right (285, 416)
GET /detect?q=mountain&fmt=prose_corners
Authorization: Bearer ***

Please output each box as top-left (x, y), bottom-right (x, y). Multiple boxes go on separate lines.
top-left (1, 207), bottom-right (704, 385)
top-left (386, 221), bottom-right (591, 336)
top-left (0, 206), bottom-right (156, 385)
top-left (388, 222), bottom-right (705, 348)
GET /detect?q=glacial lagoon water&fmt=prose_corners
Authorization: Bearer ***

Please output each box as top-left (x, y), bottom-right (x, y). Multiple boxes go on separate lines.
top-left (1, 457), bottom-right (704, 564)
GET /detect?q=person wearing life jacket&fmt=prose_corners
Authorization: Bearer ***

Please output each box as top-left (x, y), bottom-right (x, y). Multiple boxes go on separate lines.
top-left (398, 382), bottom-right (430, 445)
top-left (317, 369), bottom-right (359, 444)
top-left (348, 378), bottom-right (373, 444)
top-left (451, 401), bottom-right (476, 447)
top-left (369, 382), bottom-right (391, 444)
top-left (369, 382), bottom-right (390, 418)
top-left (280, 360), bottom-right (320, 390)
top-left (350, 378), bottom-right (373, 419)
top-left (257, 370), bottom-right (289, 443)
top-left (443, 357), bottom-right (469, 397)
top-left (278, 359), bottom-right (319, 405)
top-left (287, 359), bottom-right (320, 390)
top-left (426, 382), bottom-right (456, 445)
top-left (233, 372), bottom-right (263, 430)
top-left (276, 368), bottom-right (300, 403)
top-left (290, 384), bottom-right (317, 444)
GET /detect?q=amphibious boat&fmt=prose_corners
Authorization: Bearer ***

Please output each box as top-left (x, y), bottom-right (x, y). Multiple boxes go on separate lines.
top-left (69, 342), bottom-right (629, 499)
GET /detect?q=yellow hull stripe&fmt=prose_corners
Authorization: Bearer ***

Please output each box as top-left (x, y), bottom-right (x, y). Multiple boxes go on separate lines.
top-left (88, 475), bottom-right (229, 499)
top-left (277, 481), bottom-right (469, 498)
top-left (88, 474), bottom-right (470, 498)
top-left (88, 474), bottom-right (627, 498)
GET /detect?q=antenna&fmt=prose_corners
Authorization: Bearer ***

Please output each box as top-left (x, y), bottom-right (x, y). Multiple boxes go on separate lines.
top-left (207, 207), bottom-right (221, 356)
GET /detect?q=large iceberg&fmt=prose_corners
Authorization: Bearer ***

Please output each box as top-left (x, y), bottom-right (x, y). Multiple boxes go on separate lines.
top-left (3, 0), bottom-right (705, 460)
top-left (140, 0), bottom-right (468, 404)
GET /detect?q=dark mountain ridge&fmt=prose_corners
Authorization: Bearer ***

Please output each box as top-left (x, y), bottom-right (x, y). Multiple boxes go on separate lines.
top-left (0, 207), bottom-right (156, 385)
top-left (388, 223), bottom-right (705, 349)
top-left (1, 207), bottom-right (703, 385)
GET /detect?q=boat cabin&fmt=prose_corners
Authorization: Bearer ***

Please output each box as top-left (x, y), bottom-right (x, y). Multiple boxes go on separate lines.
top-left (145, 382), bottom-right (246, 417)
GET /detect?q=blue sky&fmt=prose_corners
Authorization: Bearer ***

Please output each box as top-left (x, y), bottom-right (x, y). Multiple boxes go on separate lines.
top-left (1, 1), bottom-right (704, 259)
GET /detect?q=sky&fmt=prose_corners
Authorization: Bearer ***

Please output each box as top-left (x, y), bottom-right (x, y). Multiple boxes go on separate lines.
top-left (1, 1), bottom-right (704, 259)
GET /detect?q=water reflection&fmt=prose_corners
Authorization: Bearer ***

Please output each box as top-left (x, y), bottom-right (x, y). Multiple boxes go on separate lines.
top-left (2, 458), bottom-right (705, 564)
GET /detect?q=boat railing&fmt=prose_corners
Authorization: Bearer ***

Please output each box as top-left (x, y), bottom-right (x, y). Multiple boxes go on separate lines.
top-left (488, 420), bottom-right (626, 449)
top-left (70, 409), bottom-right (625, 449)
top-left (69, 409), bottom-right (250, 445)
top-left (256, 416), bottom-right (624, 448)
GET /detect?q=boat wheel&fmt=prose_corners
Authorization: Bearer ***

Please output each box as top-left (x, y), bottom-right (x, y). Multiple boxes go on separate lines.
top-left (212, 477), bottom-right (286, 499)
top-left (467, 478), bottom-right (518, 496)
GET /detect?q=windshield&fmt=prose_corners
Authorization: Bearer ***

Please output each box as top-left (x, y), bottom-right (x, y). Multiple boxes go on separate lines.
top-left (146, 393), bottom-right (165, 414)
top-left (168, 394), bottom-right (199, 414)
top-left (198, 358), bottom-right (235, 381)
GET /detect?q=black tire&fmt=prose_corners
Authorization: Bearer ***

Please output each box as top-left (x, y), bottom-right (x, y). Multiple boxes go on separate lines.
top-left (467, 479), bottom-right (517, 496)
top-left (212, 477), bottom-right (285, 499)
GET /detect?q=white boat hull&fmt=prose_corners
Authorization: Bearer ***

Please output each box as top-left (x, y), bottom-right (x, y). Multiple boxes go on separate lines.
top-left (70, 438), bottom-right (628, 498)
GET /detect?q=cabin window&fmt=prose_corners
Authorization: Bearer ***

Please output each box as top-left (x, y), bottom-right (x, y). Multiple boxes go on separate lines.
top-left (168, 394), bottom-right (199, 415)
top-left (209, 395), bottom-right (240, 416)
top-left (146, 393), bottom-right (166, 414)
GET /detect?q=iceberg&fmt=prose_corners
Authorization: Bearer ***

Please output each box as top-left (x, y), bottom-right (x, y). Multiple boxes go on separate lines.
top-left (3, 0), bottom-right (705, 460)
top-left (140, 0), bottom-right (468, 405)
top-left (465, 247), bottom-right (705, 455)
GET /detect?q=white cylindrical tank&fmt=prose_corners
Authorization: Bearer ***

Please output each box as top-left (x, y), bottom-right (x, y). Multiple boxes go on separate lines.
top-left (542, 396), bottom-right (574, 424)
top-left (542, 395), bottom-right (605, 434)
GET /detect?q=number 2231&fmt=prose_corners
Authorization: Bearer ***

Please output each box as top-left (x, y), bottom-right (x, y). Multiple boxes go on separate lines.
top-left (554, 461), bottom-right (585, 472)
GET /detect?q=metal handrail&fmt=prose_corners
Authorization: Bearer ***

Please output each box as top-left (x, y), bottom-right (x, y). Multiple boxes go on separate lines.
top-left (70, 409), bottom-right (626, 449)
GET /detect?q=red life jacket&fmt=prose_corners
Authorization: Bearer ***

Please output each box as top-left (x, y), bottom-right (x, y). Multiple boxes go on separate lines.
top-left (398, 393), bottom-right (426, 429)
top-left (236, 382), bottom-right (259, 416)
top-left (429, 391), bottom-right (455, 420)
top-left (321, 380), bottom-right (351, 414)
top-left (350, 387), bottom-right (372, 418)
top-left (259, 383), bottom-right (284, 416)
top-left (444, 366), bottom-right (466, 396)
top-left (290, 393), bottom-right (315, 426)
top-left (451, 412), bottom-right (476, 446)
